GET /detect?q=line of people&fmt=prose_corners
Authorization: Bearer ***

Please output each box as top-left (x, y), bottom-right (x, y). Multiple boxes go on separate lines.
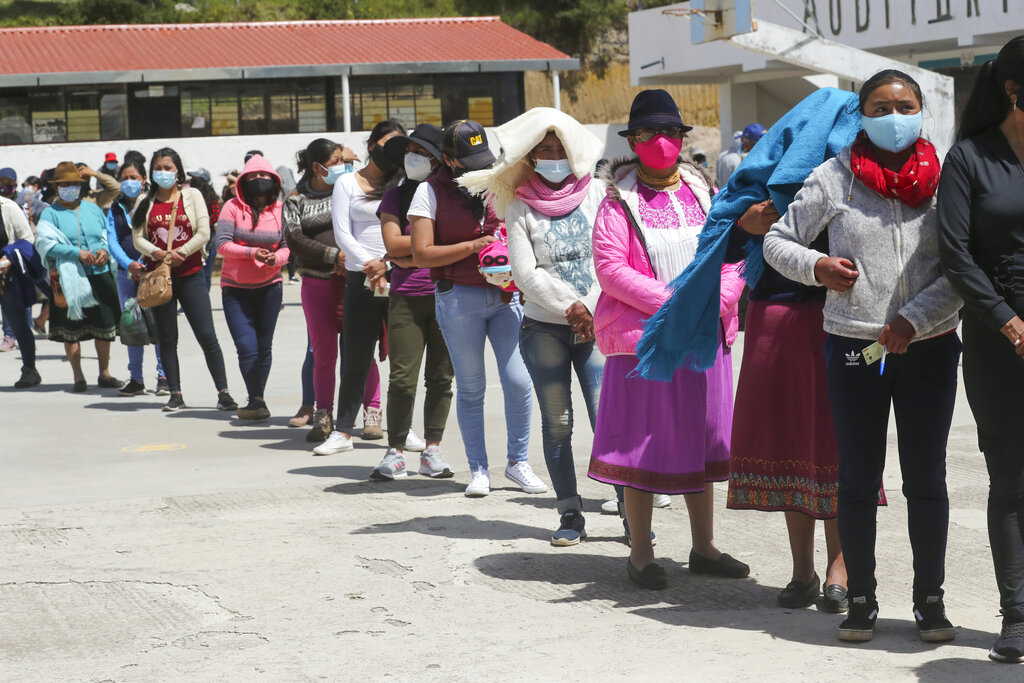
top-left (3, 35), bottom-right (1024, 664)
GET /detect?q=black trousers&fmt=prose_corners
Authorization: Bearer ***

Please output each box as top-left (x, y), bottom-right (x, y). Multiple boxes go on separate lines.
top-left (151, 270), bottom-right (228, 395)
top-left (825, 332), bottom-right (960, 599)
top-left (336, 270), bottom-right (388, 431)
top-left (963, 312), bottom-right (1024, 612)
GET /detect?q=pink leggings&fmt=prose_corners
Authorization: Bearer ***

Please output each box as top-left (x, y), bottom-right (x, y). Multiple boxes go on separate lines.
top-left (301, 276), bottom-right (380, 413)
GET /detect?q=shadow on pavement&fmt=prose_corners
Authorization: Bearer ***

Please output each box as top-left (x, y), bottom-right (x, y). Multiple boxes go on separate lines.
top-left (0, 384), bottom-right (66, 393)
top-left (84, 401), bottom-right (162, 412)
top-left (353, 514), bottom-right (546, 541)
top-left (914, 656), bottom-right (1020, 681)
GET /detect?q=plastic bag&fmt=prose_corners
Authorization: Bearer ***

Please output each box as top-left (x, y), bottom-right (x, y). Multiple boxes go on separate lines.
top-left (119, 297), bottom-right (157, 346)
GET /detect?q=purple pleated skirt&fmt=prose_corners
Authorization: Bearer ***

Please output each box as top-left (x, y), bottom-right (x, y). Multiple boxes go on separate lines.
top-left (588, 342), bottom-right (733, 495)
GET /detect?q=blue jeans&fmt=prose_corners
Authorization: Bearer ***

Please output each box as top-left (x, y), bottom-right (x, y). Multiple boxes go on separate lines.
top-left (222, 283), bottom-right (283, 401)
top-left (520, 317), bottom-right (604, 512)
top-left (0, 288), bottom-right (34, 369)
top-left (115, 269), bottom-right (164, 384)
top-left (434, 284), bottom-right (532, 470)
top-left (202, 249), bottom-right (216, 291)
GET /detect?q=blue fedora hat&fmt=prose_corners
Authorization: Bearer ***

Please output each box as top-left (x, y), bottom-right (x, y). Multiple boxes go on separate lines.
top-left (618, 89), bottom-right (694, 137)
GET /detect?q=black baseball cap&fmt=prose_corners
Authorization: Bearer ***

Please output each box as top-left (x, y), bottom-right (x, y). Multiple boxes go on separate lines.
top-left (441, 120), bottom-right (496, 171)
top-left (384, 123), bottom-right (444, 167)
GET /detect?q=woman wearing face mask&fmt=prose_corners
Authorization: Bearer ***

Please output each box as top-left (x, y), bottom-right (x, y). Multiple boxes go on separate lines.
top-left (215, 155), bottom-right (289, 421)
top-left (313, 120), bottom-right (405, 455)
top-left (284, 139), bottom-right (382, 443)
top-left (37, 162), bottom-right (122, 392)
top-left (410, 119), bottom-right (545, 497)
top-left (586, 90), bottom-right (745, 589)
top-left (460, 107), bottom-right (614, 543)
top-left (363, 123), bottom-right (454, 480)
top-left (764, 70), bottom-right (963, 643)
top-left (106, 158), bottom-right (167, 397)
top-left (937, 36), bottom-right (1024, 663)
top-left (132, 147), bottom-right (237, 413)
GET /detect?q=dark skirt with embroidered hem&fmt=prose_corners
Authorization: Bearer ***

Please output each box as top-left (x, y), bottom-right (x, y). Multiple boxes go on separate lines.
top-left (726, 299), bottom-right (887, 519)
top-left (48, 270), bottom-right (120, 344)
top-left (587, 345), bottom-right (733, 495)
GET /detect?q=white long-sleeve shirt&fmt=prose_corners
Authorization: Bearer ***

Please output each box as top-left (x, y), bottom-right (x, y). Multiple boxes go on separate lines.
top-left (332, 172), bottom-right (385, 272)
top-left (506, 181), bottom-right (604, 325)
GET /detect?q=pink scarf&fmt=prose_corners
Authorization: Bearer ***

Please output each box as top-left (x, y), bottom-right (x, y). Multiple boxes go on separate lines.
top-left (515, 173), bottom-right (591, 217)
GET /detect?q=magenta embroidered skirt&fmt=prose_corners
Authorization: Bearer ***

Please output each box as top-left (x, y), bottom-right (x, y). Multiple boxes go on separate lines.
top-left (588, 342), bottom-right (733, 495)
top-left (726, 299), bottom-right (886, 518)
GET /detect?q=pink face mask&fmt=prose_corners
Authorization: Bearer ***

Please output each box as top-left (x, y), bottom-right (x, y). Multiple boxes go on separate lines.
top-left (634, 134), bottom-right (683, 170)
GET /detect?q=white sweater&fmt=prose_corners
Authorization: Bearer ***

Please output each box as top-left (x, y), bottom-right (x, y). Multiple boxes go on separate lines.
top-left (506, 181), bottom-right (604, 326)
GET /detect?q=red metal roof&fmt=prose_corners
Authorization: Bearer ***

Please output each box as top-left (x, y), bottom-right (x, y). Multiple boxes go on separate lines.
top-left (0, 17), bottom-right (573, 77)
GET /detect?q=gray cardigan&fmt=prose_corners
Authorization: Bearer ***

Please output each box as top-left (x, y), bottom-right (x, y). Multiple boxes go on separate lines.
top-left (763, 147), bottom-right (962, 341)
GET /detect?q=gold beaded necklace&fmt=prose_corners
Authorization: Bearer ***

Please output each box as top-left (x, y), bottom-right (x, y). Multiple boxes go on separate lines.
top-left (637, 166), bottom-right (680, 190)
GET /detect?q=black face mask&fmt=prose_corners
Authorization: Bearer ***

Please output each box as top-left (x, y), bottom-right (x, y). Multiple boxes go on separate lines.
top-left (0, 185), bottom-right (15, 199)
top-left (371, 145), bottom-right (395, 174)
top-left (249, 177), bottom-right (275, 200)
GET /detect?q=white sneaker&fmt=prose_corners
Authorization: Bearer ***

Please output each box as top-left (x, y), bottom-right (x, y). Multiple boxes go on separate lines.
top-left (405, 429), bottom-right (427, 452)
top-left (465, 467), bottom-right (490, 497)
top-left (419, 446), bottom-right (453, 478)
top-left (370, 448), bottom-right (408, 480)
top-left (504, 461), bottom-right (548, 494)
top-left (654, 494), bottom-right (671, 508)
top-left (313, 430), bottom-right (353, 455)
top-left (601, 498), bottom-right (619, 514)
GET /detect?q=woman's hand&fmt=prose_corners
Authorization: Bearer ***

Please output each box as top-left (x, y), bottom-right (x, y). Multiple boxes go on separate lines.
top-left (878, 315), bottom-right (916, 354)
top-left (0, 256), bottom-right (10, 273)
top-left (813, 257), bottom-right (859, 291)
top-left (362, 257), bottom-right (388, 280)
top-left (334, 250), bottom-right (346, 272)
top-left (78, 249), bottom-right (96, 265)
top-left (93, 249), bottom-right (109, 267)
top-left (152, 249), bottom-right (168, 262)
top-left (128, 261), bottom-right (144, 281)
top-left (1000, 316), bottom-right (1024, 357)
top-left (471, 235), bottom-right (498, 253)
top-left (169, 249), bottom-right (186, 267)
top-left (737, 200), bottom-right (780, 236)
top-left (254, 248), bottom-right (276, 266)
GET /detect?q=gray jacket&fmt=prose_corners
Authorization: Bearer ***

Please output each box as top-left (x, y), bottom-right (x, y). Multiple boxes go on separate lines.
top-left (763, 147), bottom-right (962, 341)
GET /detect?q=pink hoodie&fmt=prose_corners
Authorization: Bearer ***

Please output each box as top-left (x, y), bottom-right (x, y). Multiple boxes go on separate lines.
top-left (215, 155), bottom-right (290, 289)
top-left (592, 162), bottom-right (742, 357)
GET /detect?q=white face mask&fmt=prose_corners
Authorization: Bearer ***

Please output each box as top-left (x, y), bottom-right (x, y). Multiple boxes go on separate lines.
top-left (534, 158), bottom-right (573, 184)
top-left (404, 153), bottom-right (434, 182)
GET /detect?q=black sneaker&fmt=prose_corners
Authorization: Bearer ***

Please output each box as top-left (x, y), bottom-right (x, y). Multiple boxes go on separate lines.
top-left (118, 378), bottom-right (146, 396)
top-left (163, 392), bottom-right (185, 412)
top-left (778, 573), bottom-right (821, 609)
top-left (155, 377), bottom-right (170, 396)
top-left (551, 511), bottom-right (587, 547)
top-left (237, 399), bottom-right (271, 421)
top-left (14, 366), bottom-right (41, 389)
top-left (989, 617), bottom-right (1024, 663)
top-left (914, 595), bottom-right (955, 642)
top-left (216, 390), bottom-right (238, 411)
top-left (838, 594), bottom-right (878, 642)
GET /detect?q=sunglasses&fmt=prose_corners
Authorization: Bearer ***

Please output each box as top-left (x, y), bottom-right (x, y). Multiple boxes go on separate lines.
top-left (481, 254), bottom-right (509, 267)
top-left (631, 127), bottom-right (685, 143)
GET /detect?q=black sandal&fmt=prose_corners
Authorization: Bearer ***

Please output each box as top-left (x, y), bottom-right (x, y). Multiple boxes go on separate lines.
top-left (627, 559), bottom-right (667, 590)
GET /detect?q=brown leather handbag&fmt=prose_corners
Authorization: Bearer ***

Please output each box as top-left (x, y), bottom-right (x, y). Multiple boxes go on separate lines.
top-left (137, 199), bottom-right (178, 309)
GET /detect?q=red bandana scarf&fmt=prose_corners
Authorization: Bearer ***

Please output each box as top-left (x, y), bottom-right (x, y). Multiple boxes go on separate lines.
top-left (849, 132), bottom-right (940, 208)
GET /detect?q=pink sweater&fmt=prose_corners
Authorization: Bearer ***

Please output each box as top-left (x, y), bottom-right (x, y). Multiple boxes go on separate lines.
top-left (215, 155), bottom-right (290, 289)
top-left (592, 195), bottom-right (742, 357)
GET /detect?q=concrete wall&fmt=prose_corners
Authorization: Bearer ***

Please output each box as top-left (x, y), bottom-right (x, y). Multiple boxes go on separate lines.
top-left (0, 125), bottom-right (639, 194)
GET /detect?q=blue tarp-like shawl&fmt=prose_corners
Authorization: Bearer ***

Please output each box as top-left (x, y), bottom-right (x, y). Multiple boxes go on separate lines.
top-left (634, 88), bottom-right (862, 380)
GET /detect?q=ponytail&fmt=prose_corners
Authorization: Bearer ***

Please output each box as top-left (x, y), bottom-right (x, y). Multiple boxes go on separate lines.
top-left (958, 36), bottom-right (1024, 142)
top-left (297, 138), bottom-right (341, 187)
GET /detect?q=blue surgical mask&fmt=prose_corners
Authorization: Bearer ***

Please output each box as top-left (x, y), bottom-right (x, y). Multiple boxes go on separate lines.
top-left (57, 185), bottom-right (81, 202)
top-left (534, 158), bottom-right (573, 184)
top-left (860, 112), bottom-right (923, 153)
top-left (152, 170), bottom-right (178, 189)
top-left (120, 179), bottom-right (143, 198)
top-left (321, 164), bottom-right (346, 186)
top-left (105, 161), bottom-right (118, 172)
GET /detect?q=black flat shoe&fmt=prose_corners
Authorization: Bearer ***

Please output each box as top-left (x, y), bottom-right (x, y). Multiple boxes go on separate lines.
top-left (778, 573), bottom-right (821, 608)
top-left (688, 550), bottom-right (750, 578)
top-left (822, 584), bottom-right (849, 613)
top-left (627, 559), bottom-right (667, 590)
top-left (97, 375), bottom-right (123, 389)
top-left (72, 379), bottom-right (87, 393)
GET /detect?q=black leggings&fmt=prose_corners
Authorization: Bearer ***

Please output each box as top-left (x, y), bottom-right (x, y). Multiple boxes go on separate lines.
top-left (151, 270), bottom-right (228, 394)
top-left (336, 270), bottom-right (388, 431)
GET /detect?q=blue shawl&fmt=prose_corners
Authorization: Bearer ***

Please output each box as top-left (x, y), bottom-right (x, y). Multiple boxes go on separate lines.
top-left (35, 220), bottom-right (99, 320)
top-left (634, 88), bottom-right (862, 380)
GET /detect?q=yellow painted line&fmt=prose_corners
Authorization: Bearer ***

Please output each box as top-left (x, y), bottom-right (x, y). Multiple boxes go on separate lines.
top-left (122, 443), bottom-right (187, 453)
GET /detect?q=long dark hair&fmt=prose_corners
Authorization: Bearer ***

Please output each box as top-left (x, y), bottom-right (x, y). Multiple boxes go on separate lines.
top-left (958, 36), bottom-right (1024, 141)
top-left (296, 137), bottom-right (341, 187)
top-left (858, 69), bottom-right (924, 113)
top-left (132, 147), bottom-right (186, 230)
